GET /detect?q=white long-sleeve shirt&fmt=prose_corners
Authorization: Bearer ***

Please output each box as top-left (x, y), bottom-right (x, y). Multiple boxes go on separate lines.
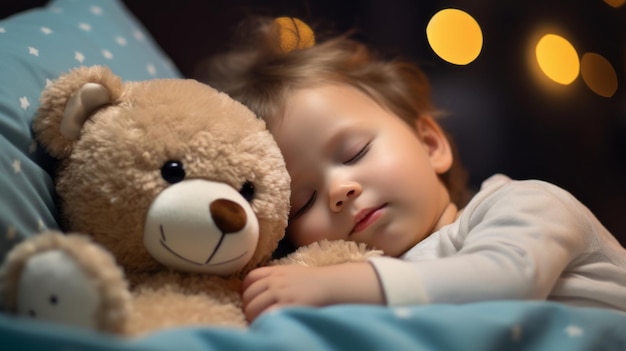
top-left (369, 174), bottom-right (626, 311)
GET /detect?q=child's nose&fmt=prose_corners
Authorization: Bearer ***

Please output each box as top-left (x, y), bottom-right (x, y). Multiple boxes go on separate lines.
top-left (329, 182), bottom-right (362, 212)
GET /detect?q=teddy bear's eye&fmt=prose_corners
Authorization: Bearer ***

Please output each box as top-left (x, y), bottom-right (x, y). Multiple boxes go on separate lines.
top-left (161, 160), bottom-right (186, 184)
top-left (239, 181), bottom-right (255, 202)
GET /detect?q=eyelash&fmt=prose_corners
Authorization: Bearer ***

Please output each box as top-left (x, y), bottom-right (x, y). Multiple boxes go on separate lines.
top-left (344, 142), bottom-right (371, 165)
top-left (290, 142), bottom-right (371, 221)
top-left (291, 191), bottom-right (316, 221)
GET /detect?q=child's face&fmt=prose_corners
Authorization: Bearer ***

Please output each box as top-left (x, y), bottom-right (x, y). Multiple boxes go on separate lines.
top-left (272, 84), bottom-right (454, 257)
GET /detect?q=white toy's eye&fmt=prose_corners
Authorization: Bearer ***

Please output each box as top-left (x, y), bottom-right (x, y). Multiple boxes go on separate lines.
top-left (161, 160), bottom-right (186, 184)
top-left (239, 181), bottom-right (255, 202)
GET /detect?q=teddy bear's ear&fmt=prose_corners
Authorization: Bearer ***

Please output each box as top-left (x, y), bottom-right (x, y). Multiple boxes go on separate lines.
top-left (33, 65), bottom-right (124, 159)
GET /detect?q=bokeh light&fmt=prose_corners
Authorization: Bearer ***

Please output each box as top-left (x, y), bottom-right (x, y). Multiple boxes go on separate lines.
top-left (535, 34), bottom-right (579, 85)
top-left (426, 8), bottom-right (483, 65)
top-left (580, 52), bottom-right (618, 97)
top-left (603, 0), bottom-right (625, 8)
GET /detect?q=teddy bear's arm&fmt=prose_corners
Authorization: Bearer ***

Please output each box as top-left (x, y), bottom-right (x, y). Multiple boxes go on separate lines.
top-left (273, 240), bottom-right (383, 267)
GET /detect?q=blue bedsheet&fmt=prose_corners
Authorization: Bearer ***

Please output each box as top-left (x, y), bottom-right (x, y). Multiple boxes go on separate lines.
top-left (2, 301), bottom-right (625, 351)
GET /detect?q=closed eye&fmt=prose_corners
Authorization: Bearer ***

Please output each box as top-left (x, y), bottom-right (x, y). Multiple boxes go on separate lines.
top-left (290, 191), bottom-right (317, 221)
top-left (344, 142), bottom-right (371, 165)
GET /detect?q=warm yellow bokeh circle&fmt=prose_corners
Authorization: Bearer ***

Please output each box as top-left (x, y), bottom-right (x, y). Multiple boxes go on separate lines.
top-left (426, 8), bottom-right (483, 65)
top-left (535, 34), bottom-right (579, 85)
top-left (603, 0), bottom-right (625, 8)
top-left (580, 52), bottom-right (618, 98)
top-left (274, 17), bottom-right (315, 53)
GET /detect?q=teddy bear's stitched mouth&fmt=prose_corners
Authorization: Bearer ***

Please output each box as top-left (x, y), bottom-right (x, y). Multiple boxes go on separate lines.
top-left (159, 239), bottom-right (248, 266)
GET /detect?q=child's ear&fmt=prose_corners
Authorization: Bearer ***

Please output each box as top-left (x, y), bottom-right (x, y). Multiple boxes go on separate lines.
top-left (414, 116), bottom-right (453, 174)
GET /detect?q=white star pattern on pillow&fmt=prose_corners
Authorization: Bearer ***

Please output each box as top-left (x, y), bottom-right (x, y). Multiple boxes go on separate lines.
top-left (75, 51), bottom-right (85, 63)
top-left (20, 97), bottom-right (30, 110)
top-left (78, 22), bottom-right (91, 31)
top-left (393, 307), bottom-right (411, 319)
top-left (564, 324), bottom-right (584, 337)
top-left (0, 0), bottom-right (180, 265)
top-left (133, 29), bottom-right (145, 41)
top-left (388, 306), bottom-right (590, 344)
top-left (12, 160), bottom-right (21, 174)
top-left (90, 6), bottom-right (103, 15)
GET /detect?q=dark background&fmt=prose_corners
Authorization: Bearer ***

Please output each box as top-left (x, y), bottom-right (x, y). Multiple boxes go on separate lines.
top-left (3, 1), bottom-right (626, 244)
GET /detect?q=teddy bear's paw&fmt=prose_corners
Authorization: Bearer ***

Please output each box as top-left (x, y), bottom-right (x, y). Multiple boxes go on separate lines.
top-left (16, 249), bottom-right (102, 329)
top-left (0, 232), bottom-right (131, 333)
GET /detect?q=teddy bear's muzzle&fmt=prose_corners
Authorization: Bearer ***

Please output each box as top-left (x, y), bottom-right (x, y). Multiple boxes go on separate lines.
top-left (143, 179), bottom-right (259, 276)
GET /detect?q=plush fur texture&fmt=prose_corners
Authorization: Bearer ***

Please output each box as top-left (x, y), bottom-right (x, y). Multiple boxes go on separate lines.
top-left (0, 65), bottom-right (380, 336)
top-left (274, 240), bottom-right (382, 267)
top-left (32, 66), bottom-right (290, 276)
top-left (0, 66), bottom-right (291, 335)
top-left (1, 232), bottom-right (131, 333)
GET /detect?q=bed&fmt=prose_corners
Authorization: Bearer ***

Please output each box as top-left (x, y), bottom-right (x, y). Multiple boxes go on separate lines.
top-left (1, 1), bottom-right (625, 350)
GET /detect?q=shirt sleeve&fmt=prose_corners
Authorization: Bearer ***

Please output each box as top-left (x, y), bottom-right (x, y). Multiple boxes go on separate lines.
top-left (368, 256), bottom-right (429, 305)
top-left (369, 180), bottom-right (591, 306)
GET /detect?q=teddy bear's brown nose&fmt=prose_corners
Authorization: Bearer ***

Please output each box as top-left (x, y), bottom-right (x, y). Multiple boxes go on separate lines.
top-left (209, 199), bottom-right (247, 234)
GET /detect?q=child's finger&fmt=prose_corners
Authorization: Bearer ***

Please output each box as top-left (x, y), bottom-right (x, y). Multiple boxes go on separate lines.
top-left (241, 275), bottom-right (268, 306)
top-left (241, 266), bottom-right (272, 292)
top-left (244, 290), bottom-right (278, 322)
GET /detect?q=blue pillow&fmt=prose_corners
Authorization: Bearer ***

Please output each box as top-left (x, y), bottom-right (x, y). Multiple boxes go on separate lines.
top-left (0, 0), bottom-right (182, 262)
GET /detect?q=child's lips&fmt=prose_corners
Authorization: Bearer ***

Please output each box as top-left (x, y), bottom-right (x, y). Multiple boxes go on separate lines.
top-left (351, 204), bottom-right (387, 234)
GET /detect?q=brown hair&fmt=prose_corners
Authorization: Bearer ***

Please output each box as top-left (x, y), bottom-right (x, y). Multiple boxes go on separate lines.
top-left (200, 16), bottom-right (469, 208)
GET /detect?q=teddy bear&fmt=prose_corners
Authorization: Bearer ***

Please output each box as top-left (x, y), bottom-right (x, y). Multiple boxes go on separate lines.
top-left (0, 64), bottom-right (291, 335)
top-left (0, 64), bottom-right (380, 337)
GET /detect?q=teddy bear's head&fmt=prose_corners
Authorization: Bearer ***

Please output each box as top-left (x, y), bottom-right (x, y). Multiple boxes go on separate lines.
top-left (33, 65), bottom-right (290, 277)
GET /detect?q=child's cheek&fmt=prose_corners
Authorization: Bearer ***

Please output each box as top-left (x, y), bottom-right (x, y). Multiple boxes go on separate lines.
top-left (288, 211), bottom-right (339, 247)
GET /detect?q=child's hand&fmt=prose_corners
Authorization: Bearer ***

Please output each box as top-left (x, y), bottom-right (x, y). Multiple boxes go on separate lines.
top-left (242, 262), bottom-right (383, 322)
top-left (241, 265), bottom-right (330, 322)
